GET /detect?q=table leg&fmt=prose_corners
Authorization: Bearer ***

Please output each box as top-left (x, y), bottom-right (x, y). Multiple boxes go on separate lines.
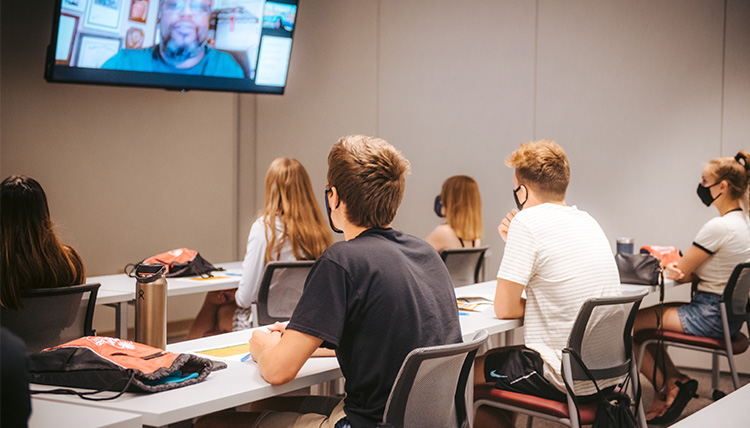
top-left (105, 302), bottom-right (129, 339)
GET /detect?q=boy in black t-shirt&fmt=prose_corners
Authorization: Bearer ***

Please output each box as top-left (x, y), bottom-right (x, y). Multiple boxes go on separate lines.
top-left (195, 135), bottom-right (462, 428)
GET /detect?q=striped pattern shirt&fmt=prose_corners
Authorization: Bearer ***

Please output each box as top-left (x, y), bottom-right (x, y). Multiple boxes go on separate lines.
top-left (498, 203), bottom-right (621, 394)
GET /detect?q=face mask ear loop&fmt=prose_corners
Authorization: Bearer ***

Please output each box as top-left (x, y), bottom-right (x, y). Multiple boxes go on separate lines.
top-left (325, 187), bottom-right (343, 234)
top-left (513, 185), bottom-right (527, 211)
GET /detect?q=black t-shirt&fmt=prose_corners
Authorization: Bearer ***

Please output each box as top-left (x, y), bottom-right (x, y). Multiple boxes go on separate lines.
top-left (288, 228), bottom-right (462, 428)
top-left (1, 328), bottom-right (31, 428)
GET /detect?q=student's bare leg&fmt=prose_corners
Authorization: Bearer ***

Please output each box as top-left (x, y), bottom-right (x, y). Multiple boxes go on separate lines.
top-left (188, 290), bottom-right (235, 340)
top-left (633, 304), bottom-right (690, 419)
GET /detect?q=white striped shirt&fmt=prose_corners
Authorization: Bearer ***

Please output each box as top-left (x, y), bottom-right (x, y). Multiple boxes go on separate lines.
top-left (498, 203), bottom-right (621, 394)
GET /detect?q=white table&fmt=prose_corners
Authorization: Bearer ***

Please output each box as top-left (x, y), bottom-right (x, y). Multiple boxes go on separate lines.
top-left (31, 282), bottom-right (518, 427)
top-left (670, 382), bottom-right (750, 427)
top-left (30, 398), bottom-right (142, 428)
top-left (90, 262), bottom-right (243, 338)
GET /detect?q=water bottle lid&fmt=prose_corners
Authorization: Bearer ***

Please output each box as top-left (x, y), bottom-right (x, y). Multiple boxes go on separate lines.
top-left (617, 237), bottom-right (634, 244)
top-left (134, 263), bottom-right (166, 283)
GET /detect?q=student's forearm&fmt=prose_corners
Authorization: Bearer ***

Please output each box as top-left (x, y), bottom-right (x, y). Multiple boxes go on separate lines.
top-left (257, 347), bottom-right (299, 385)
top-left (494, 298), bottom-right (525, 319)
top-left (494, 278), bottom-right (526, 319)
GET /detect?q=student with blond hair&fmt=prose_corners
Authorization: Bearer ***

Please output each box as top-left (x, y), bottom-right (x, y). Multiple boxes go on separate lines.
top-left (632, 151), bottom-right (750, 425)
top-left (195, 135), bottom-right (461, 428)
top-left (426, 175), bottom-right (483, 252)
top-left (474, 139), bottom-right (621, 428)
top-left (1, 175), bottom-right (85, 310)
top-left (188, 158), bottom-right (332, 339)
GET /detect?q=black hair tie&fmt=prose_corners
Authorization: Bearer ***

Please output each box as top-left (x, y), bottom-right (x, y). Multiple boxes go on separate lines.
top-left (735, 153), bottom-right (750, 171)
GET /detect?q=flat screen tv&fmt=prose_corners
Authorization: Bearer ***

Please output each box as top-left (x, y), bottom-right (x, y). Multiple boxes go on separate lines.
top-left (45, 0), bottom-right (299, 94)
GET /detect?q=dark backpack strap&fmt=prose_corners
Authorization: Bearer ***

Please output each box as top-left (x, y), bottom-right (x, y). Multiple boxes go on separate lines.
top-left (30, 372), bottom-right (136, 401)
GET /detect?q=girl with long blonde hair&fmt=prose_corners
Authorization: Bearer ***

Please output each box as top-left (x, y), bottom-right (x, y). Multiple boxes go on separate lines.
top-left (426, 175), bottom-right (483, 252)
top-left (188, 158), bottom-right (332, 338)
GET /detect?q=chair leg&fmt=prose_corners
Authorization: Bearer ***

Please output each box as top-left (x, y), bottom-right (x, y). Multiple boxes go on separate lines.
top-left (725, 351), bottom-right (741, 390)
top-left (526, 415), bottom-right (533, 428)
top-left (630, 363), bottom-right (648, 428)
top-left (711, 353), bottom-right (720, 391)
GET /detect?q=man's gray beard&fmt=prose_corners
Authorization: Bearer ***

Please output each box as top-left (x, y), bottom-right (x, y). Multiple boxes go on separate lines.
top-left (162, 39), bottom-right (205, 64)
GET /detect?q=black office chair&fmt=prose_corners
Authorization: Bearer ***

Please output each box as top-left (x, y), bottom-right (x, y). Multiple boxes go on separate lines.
top-left (0, 283), bottom-right (100, 354)
top-left (635, 262), bottom-right (750, 400)
top-left (251, 260), bottom-right (315, 327)
top-left (475, 291), bottom-right (649, 428)
top-left (439, 246), bottom-right (489, 287)
top-left (378, 330), bottom-right (489, 428)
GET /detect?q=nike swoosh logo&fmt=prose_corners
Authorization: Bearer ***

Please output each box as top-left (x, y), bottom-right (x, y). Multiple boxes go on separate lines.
top-left (489, 370), bottom-right (506, 378)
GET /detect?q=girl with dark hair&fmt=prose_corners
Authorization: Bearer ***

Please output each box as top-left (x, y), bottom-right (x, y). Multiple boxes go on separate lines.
top-left (1, 175), bottom-right (85, 310)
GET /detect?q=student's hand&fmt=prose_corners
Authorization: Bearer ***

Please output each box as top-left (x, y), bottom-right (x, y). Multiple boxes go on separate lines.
top-left (497, 209), bottom-right (518, 242)
top-left (664, 262), bottom-right (684, 281)
top-left (248, 329), bottom-right (282, 362)
top-left (206, 290), bottom-right (233, 305)
top-left (219, 289), bottom-right (236, 303)
top-left (267, 322), bottom-right (287, 335)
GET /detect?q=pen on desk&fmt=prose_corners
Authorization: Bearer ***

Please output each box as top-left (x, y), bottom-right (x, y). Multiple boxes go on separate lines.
top-left (240, 352), bottom-right (253, 362)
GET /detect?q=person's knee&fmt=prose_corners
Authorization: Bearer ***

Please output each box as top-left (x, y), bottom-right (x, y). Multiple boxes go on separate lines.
top-left (216, 304), bottom-right (236, 332)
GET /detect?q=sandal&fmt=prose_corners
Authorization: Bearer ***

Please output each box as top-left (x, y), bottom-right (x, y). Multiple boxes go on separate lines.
top-left (647, 379), bottom-right (698, 425)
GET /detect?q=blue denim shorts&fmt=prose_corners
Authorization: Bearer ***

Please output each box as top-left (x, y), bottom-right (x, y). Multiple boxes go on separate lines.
top-left (676, 291), bottom-right (743, 338)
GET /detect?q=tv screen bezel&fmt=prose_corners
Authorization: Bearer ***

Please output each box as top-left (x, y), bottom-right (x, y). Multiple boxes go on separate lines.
top-left (44, 0), bottom-right (299, 94)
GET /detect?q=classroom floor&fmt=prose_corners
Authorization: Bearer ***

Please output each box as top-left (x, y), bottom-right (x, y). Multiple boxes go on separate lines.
top-left (510, 368), bottom-right (750, 427)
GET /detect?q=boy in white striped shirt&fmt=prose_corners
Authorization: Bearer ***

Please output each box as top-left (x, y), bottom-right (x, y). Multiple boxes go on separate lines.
top-left (474, 139), bottom-right (621, 428)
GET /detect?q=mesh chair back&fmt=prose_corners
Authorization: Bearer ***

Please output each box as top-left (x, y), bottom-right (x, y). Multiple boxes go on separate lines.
top-left (380, 330), bottom-right (489, 428)
top-left (0, 283), bottom-right (100, 354)
top-left (256, 260), bottom-right (315, 326)
top-left (439, 247), bottom-right (488, 287)
top-left (566, 291), bottom-right (647, 383)
top-left (722, 263), bottom-right (750, 325)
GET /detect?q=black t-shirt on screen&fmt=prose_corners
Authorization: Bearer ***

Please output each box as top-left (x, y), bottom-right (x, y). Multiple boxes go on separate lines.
top-left (287, 228), bottom-right (462, 428)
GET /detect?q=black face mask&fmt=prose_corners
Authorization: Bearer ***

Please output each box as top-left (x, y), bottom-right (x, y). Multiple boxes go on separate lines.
top-left (325, 189), bottom-right (343, 234)
top-left (433, 195), bottom-right (444, 218)
top-left (513, 185), bottom-right (527, 211)
top-left (697, 182), bottom-right (721, 207)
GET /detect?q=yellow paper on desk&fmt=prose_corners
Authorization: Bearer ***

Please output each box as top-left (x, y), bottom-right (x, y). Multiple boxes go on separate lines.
top-left (195, 343), bottom-right (249, 358)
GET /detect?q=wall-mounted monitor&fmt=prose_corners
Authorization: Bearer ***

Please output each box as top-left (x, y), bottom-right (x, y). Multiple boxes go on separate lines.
top-left (45, 0), bottom-right (299, 94)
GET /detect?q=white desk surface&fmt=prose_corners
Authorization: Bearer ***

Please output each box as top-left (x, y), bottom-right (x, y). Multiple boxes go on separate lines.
top-left (34, 279), bottom-right (664, 427)
top-left (89, 261), bottom-right (244, 303)
top-left (671, 382), bottom-right (750, 427)
top-left (30, 398), bottom-right (142, 428)
top-left (32, 281), bottom-right (516, 427)
top-left (90, 262), bottom-right (243, 339)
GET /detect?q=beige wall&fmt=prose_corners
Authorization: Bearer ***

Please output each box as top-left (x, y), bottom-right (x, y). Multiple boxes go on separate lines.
top-left (256, 0), bottom-right (750, 275)
top-left (2, 0), bottom-right (749, 358)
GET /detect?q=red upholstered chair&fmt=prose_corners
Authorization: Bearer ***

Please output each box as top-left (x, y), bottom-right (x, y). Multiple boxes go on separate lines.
top-left (635, 262), bottom-right (750, 400)
top-left (474, 291), bottom-right (648, 428)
